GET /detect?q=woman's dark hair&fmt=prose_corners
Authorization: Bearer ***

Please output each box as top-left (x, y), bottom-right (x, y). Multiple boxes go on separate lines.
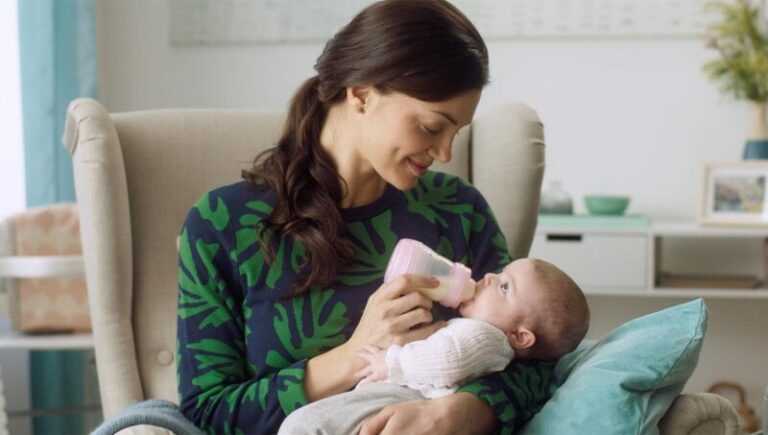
top-left (242, 0), bottom-right (489, 295)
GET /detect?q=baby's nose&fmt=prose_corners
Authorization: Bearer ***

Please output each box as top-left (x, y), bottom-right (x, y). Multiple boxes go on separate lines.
top-left (481, 273), bottom-right (495, 287)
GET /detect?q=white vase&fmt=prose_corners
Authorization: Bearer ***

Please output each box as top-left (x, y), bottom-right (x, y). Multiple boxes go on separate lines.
top-left (539, 180), bottom-right (573, 214)
top-left (748, 101), bottom-right (768, 140)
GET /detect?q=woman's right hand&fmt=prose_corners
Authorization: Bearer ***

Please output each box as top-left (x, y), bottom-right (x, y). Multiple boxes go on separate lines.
top-left (344, 274), bottom-right (447, 368)
top-left (304, 274), bottom-right (446, 401)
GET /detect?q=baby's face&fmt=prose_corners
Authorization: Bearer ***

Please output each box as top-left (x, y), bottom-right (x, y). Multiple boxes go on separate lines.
top-left (458, 258), bottom-right (543, 333)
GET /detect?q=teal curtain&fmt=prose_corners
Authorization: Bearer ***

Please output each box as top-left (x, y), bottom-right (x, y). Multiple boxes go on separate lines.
top-left (17, 0), bottom-right (98, 433)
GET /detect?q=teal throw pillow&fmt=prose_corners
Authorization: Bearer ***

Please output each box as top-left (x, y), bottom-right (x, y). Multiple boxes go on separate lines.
top-left (520, 299), bottom-right (708, 435)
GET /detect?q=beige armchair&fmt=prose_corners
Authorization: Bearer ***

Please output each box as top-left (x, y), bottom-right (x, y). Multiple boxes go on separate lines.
top-left (64, 98), bottom-right (738, 434)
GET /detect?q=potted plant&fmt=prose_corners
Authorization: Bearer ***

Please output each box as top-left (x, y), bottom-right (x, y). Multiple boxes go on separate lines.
top-left (703, 0), bottom-right (768, 158)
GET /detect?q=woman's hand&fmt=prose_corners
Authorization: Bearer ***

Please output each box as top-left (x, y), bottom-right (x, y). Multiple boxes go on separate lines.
top-left (359, 392), bottom-right (497, 435)
top-left (344, 274), bottom-right (446, 372)
top-left (305, 274), bottom-right (446, 401)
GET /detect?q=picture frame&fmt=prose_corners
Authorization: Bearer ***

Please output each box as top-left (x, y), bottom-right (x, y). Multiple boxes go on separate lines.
top-left (699, 161), bottom-right (768, 227)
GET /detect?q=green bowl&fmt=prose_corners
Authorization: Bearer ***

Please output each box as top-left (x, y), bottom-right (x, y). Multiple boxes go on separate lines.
top-left (584, 195), bottom-right (630, 216)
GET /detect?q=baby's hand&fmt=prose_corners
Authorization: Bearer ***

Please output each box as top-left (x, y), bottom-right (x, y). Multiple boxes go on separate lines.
top-left (355, 344), bottom-right (388, 386)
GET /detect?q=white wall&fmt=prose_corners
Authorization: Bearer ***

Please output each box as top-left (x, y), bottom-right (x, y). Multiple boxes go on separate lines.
top-left (96, 0), bottom-right (320, 113)
top-left (484, 39), bottom-right (750, 220)
top-left (97, 1), bottom-right (753, 222)
top-left (0, 1), bottom-right (33, 433)
top-left (96, 0), bottom-right (767, 419)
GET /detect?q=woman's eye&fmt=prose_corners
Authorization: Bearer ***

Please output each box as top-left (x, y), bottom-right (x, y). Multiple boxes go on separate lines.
top-left (500, 282), bottom-right (509, 293)
top-left (422, 125), bottom-right (441, 135)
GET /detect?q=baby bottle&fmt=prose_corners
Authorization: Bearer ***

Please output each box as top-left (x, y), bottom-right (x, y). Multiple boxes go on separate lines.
top-left (384, 238), bottom-right (476, 308)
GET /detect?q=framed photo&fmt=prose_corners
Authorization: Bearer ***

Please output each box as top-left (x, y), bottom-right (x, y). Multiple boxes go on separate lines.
top-left (700, 161), bottom-right (768, 227)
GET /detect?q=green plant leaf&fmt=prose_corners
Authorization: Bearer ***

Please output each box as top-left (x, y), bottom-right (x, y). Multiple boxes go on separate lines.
top-left (267, 287), bottom-right (350, 369)
top-left (703, 0), bottom-right (768, 101)
top-left (178, 228), bottom-right (239, 330)
top-left (196, 194), bottom-right (230, 231)
top-left (339, 211), bottom-right (397, 286)
top-left (235, 200), bottom-right (294, 289)
top-left (276, 367), bottom-right (307, 414)
top-left (188, 339), bottom-right (246, 408)
top-left (405, 173), bottom-right (474, 239)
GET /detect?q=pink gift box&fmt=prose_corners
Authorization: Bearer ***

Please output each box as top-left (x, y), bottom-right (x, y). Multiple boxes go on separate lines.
top-left (3, 203), bottom-right (91, 333)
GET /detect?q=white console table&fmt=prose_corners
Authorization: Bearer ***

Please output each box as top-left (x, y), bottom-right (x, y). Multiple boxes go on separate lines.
top-left (531, 217), bottom-right (768, 299)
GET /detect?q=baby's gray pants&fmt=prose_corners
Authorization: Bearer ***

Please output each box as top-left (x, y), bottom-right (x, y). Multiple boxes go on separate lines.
top-left (277, 382), bottom-right (423, 435)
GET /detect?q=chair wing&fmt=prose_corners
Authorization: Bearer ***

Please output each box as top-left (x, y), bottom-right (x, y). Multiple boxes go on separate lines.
top-left (64, 98), bottom-right (284, 417)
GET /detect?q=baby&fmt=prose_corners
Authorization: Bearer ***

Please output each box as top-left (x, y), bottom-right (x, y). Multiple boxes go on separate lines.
top-left (278, 257), bottom-right (590, 435)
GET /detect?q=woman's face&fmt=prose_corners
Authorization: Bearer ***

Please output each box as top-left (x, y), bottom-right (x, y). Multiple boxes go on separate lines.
top-left (357, 88), bottom-right (482, 190)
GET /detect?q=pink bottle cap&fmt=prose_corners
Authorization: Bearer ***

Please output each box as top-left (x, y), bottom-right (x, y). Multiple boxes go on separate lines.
top-left (384, 239), bottom-right (425, 283)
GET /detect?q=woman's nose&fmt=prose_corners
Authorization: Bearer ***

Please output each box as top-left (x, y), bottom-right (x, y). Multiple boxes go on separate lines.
top-left (428, 138), bottom-right (452, 163)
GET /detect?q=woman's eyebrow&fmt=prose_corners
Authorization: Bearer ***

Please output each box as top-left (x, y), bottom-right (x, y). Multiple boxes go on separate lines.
top-left (430, 110), bottom-right (458, 126)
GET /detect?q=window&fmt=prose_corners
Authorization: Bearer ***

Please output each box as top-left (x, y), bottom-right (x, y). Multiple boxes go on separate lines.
top-left (0, 0), bottom-right (26, 218)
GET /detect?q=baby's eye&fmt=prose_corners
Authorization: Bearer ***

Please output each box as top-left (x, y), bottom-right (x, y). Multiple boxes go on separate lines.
top-left (500, 282), bottom-right (509, 293)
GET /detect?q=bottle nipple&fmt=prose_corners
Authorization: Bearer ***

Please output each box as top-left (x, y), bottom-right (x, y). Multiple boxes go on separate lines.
top-left (460, 279), bottom-right (476, 303)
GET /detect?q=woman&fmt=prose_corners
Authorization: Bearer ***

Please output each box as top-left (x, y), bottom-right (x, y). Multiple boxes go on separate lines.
top-left (176, 0), bottom-right (555, 433)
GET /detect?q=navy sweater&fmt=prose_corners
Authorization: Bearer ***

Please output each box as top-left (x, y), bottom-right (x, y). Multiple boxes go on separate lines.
top-left (176, 171), bottom-right (555, 434)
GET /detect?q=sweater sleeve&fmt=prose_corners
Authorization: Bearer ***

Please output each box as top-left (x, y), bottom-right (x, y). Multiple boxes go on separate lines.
top-left (176, 193), bottom-right (308, 434)
top-left (386, 319), bottom-right (513, 388)
top-left (457, 187), bottom-right (557, 434)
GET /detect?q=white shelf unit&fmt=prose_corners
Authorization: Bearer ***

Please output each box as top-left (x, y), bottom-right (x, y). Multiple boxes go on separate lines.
top-left (0, 254), bottom-right (98, 431)
top-left (531, 220), bottom-right (768, 299)
top-left (0, 332), bottom-right (93, 350)
top-left (0, 255), bottom-right (85, 279)
top-left (0, 254), bottom-right (93, 348)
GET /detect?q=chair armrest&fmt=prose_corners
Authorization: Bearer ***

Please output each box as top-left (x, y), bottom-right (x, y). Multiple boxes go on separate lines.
top-left (659, 393), bottom-right (740, 435)
top-left (0, 255), bottom-right (84, 278)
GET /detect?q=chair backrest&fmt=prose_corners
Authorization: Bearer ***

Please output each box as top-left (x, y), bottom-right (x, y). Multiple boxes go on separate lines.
top-left (63, 98), bottom-right (544, 419)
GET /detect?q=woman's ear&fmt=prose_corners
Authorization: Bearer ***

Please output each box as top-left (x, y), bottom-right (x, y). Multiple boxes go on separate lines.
top-left (347, 85), bottom-right (373, 113)
top-left (507, 327), bottom-right (536, 350)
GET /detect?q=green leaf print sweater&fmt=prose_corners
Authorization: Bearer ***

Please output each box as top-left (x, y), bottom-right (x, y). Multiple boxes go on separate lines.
top-left (177, 171), bottom-right (556, 434)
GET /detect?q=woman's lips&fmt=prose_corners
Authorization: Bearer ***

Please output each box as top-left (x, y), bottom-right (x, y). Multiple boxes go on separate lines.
top-left (407, 158), bottom-right (429, 176)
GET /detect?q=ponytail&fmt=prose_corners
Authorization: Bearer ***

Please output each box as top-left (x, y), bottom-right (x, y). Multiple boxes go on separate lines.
top-left (243, 76), bottom-right (356, 295)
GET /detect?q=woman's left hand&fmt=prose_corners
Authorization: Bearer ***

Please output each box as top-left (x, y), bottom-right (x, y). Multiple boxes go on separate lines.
top-left (359, 392), bottom-right (497, 435)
